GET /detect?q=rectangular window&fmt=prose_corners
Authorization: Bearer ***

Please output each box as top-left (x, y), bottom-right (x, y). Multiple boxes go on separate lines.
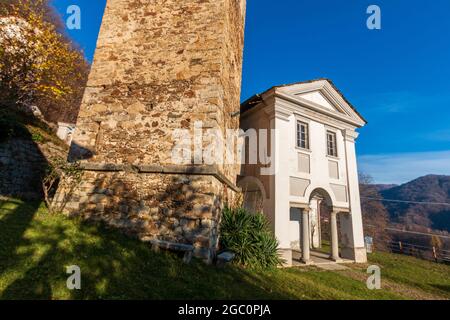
top-left (327, 131), bottom-right (338, 157)
top-left (296, 121), bottom-right (309, 149)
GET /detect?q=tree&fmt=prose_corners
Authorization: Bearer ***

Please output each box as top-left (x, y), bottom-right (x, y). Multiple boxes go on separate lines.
top-left (359, 172), bottom-right (392, 250)
top-left (0, 0), bottom-right (89, 123)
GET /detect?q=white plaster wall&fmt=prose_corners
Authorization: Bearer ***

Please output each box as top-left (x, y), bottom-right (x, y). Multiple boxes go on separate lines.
top-left (239, 107), bottom-right (276, 233)
top-left (285, 113), bottom-right (349, 207)
top-left (57, 123), bottom-right (75, 145)
top-left (340, 133), bottom-right (367, 262)
top-left (273, 115), bottom-right (293, 249)
top-left (279, 112), bottom-right (351, 248)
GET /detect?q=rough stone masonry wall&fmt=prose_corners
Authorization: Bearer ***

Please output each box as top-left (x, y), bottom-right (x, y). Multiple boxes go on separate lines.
top-left (57, 0), bottom-right (246, 261)
top-left (0, 139), bottom-right (47, 199)
top-left (71, 0), bottom-right (245, 179)
top-left (59, 171), bottom-right (228, 258)
top-left (0, 134), bottom-right (68, 200)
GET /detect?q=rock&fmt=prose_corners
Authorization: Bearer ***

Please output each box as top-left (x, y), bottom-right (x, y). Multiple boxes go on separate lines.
top-left (216, 251), bottom-right (235, 268)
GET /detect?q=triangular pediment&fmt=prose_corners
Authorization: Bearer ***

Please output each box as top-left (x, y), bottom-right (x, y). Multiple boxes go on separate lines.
top-left (295, 90), bottom-right (337, 112)
top-left (275, 79), bottom-right (366, 126)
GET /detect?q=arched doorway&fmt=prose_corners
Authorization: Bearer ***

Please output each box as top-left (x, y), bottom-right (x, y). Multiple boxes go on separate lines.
top-left (237, 176), bottom-right (266, 214)
top-left (303, 188), bottom-right (341, 262)
top-left (309, 188), bottom-right (333, 248)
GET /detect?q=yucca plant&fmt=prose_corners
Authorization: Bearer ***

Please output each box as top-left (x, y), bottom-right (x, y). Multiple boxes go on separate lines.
top-left (219, 206), bottom-right (282, 269)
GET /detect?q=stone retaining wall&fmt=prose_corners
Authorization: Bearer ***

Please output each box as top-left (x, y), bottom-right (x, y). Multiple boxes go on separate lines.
top-left (56, 171), bottom-right (233, 260)
top-left (0, 139), bottom-right (47, 199)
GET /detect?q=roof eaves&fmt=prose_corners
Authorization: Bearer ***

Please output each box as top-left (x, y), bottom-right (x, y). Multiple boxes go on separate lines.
top-left (240, 78), bottom-right (368, 125)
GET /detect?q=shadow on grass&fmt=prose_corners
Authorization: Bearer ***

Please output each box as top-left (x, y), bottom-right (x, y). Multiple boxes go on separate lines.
top-left (430, 284), bottom-right (450, 296)
top-left (0, 199), bottom-right (41, 278)
top-left (0, 199), bottom-right (295, 300)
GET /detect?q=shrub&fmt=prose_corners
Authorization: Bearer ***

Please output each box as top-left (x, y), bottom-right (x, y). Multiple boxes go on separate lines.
top-left (219, 206), bottom-right (282, 269)
top-left (42, 157), bottom-right (82, 213)
top-left (31, 132), bottom-right (44, 142)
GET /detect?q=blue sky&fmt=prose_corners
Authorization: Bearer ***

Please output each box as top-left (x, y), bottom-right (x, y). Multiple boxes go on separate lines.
top-left (52, 0), bottom-right (450, 184)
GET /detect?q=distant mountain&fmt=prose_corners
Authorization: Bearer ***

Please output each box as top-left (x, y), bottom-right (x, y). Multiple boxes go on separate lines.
top-left (379, 175), bottom-right (450, 232)
top-left (372, 184), bottom-right (398, 192)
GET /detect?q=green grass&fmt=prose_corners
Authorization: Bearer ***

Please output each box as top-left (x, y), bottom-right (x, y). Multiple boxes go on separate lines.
top-left (365, 252), bottom-right (450, 297)
top-left (0, 197), bottom-right (449, 300)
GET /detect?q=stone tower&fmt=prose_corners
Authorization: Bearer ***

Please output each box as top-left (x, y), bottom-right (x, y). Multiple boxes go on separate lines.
top-left (56, 0), bottom-right (246, 261)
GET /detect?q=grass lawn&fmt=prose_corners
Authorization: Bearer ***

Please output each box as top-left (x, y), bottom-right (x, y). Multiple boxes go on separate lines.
top-left (0, 197), bottom-right (449, 300)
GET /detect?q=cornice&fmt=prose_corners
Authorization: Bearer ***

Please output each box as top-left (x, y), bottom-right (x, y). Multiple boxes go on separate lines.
top-left (275, 79), bottom-right (366, 126)
top-left (79, 163), bottom-right (241, 192)
top-left (264, 104), bottom-right (291, 121)
top-left (274, 90), bottom-right (365, 128)
top-left (342, 129), bottom-right (360, 142)
top-left (274, 97), bottom-right (357, 132)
